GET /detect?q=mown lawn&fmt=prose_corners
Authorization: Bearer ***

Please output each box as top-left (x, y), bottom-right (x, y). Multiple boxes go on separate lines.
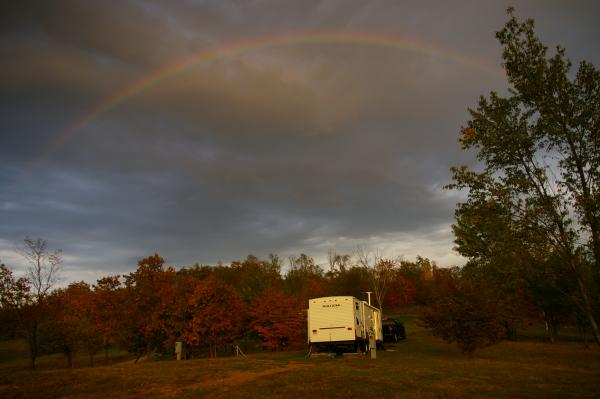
top-left (1, 320), bottom-right (599, 398)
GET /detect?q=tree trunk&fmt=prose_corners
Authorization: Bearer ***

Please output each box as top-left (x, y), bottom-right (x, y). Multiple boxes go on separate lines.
top-left (549, 323), bottom-right (558, 343)
top-left (578, 322), bottom-right (589, 348)
top-left (104, 335), bottom-right (110, 362)
top-left (505, 322), bottom-right (517, 341)
top-left (27, 321), bottom-right (38, 369)
top-left (566, 136), bottom-right (600, 287)
top-left (572, 262), bottom-right (600, 346)
top-left (543, 311), bottom-right (558, 343)
top-left (582, 300), bottom-right (600, 346)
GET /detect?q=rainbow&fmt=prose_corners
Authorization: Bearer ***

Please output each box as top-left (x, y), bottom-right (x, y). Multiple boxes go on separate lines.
top-left (44, 31), bottom-right (504, 158)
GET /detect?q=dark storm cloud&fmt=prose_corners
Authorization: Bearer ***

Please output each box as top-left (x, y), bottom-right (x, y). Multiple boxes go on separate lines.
top-left (1, 0), bottom-right (600, 281)
top-left (0, 0), bottom-right (180, 66)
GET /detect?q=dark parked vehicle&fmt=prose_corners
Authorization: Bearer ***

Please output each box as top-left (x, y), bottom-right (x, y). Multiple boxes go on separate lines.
top-left (382, 318), bottom-right (406, 342)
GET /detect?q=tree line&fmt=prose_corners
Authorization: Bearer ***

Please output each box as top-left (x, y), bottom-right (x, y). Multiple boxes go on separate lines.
top-left (1, 240), bottom-right (432, 368)
top-left (1, 235), bottom-right (594, 367)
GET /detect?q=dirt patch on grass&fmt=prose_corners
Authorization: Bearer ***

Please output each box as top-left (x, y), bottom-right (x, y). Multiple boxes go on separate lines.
top-left (142, 362), bottom-right (310, 397)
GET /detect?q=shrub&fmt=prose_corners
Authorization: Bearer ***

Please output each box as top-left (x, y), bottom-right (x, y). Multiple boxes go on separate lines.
top-left (420, 268), bottom-right (506, 354)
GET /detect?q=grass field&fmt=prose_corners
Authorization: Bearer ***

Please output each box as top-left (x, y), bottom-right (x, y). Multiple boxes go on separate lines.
top-left (1, 318), bottom-right (599, 398)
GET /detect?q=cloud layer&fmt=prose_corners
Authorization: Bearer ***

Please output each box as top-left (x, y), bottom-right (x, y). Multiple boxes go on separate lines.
top-left (2, 0), bottom-right (599, 281)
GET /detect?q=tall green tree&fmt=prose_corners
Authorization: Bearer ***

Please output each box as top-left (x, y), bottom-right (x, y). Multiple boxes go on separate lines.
top-left (331, 266), bottom-right (372, 299)
top-left (285, 254), bottom-right (326, 300)
top-left (449, 8), bottom-right (600, 344)
top-left (227, 254), bottom-right (283, 303)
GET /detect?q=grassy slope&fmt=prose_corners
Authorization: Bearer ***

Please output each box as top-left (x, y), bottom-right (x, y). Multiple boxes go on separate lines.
top-left (1, 319), bottom-right (599, 399)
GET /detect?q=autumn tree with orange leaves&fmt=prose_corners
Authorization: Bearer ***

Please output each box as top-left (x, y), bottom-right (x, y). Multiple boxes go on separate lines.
top-left (250, 289), bottom-right (305, 351)
top-left (120, 254), bottom-right (175, 359)
top-left (93, 275), bottom-right (123, 361)
top-left (384, 275), bottom-right (417, 310)
top-left (42, 282), bottom-right (102, 367)
top-left (181, 275), bottom-right (245, 357)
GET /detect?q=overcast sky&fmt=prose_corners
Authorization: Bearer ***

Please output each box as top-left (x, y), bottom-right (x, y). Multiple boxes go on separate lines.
top-left (1, 0), bottom-right (599, 283)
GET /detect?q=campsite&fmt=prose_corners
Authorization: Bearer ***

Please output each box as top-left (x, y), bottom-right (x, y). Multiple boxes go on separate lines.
top-left (2, 2), bottom-right (600, 398)
top-left (1, 314), bottom-right (599, 398)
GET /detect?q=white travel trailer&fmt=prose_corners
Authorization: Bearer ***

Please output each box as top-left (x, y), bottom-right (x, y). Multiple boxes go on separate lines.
top-left (307, 296), bottom-right (382, 353)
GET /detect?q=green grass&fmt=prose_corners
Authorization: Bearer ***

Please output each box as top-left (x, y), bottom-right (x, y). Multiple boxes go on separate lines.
top-left (518, 324), bottom-right (592, 343)
top-left (1, 319), bottom-right (599, 398)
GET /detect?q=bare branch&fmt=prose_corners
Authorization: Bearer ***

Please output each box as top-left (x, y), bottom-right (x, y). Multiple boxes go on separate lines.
top-left (17, 237), bottom-right (62, 300)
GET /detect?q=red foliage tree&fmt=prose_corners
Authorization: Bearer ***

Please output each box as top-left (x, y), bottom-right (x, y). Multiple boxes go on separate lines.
top-left (157, 273), bottom-right (199, 355)
top-left (384, 275), bottom-right (417, 309)
top-left (92, 275), bottom-right (122, 361)
top-left (250, 289), bottom-right (306, 351)
top-left (43, 282), bottom-right (101, 367)
top-left (420, 268), bottom-right (506, 355)
top-left (181, 275), bottom-right (245, 357)
top-left (121, 254), bottom-right (176, 358)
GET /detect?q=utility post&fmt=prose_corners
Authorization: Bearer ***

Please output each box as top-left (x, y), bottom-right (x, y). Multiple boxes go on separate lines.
top-left (363, 291), bottom-right (373, 306)
top-left (369, 327), bottom-right (376, 359)
top-left (175, 342), bottom-right (182, 361)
